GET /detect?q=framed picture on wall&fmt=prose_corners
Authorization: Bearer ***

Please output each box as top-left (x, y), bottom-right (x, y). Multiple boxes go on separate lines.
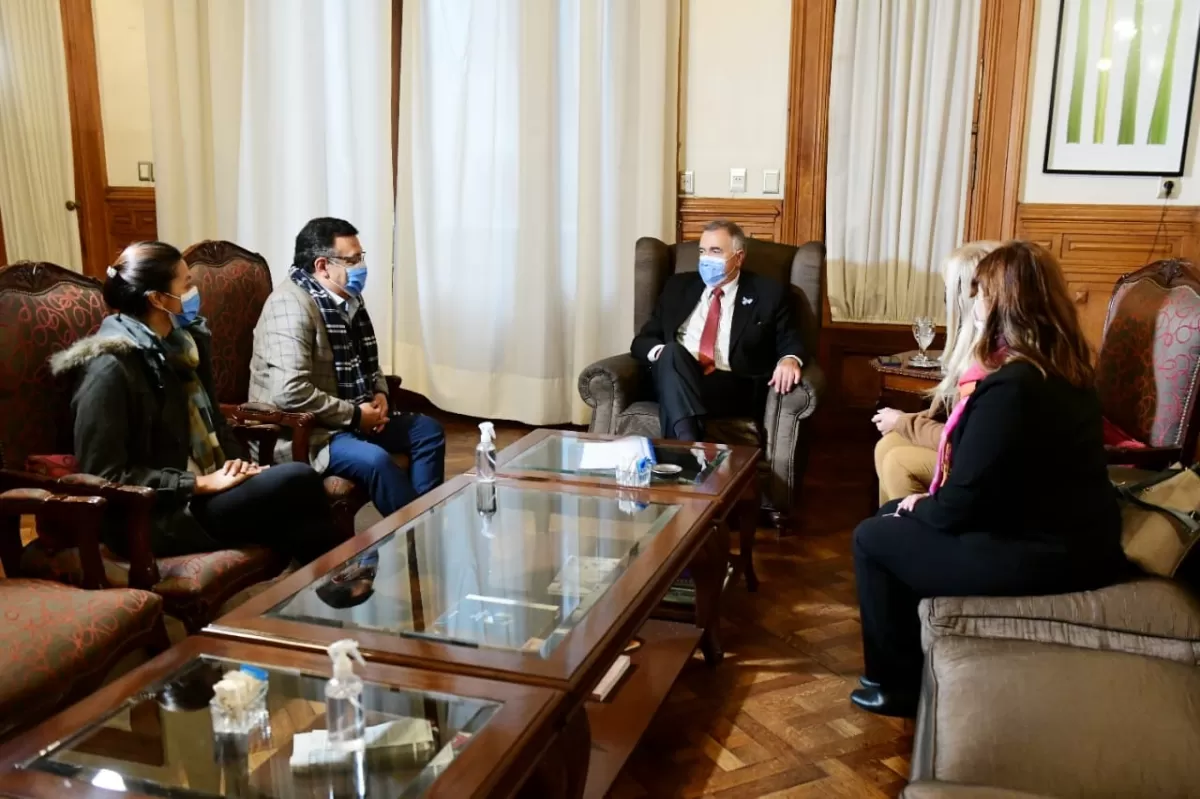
top-left (1044, 0), bottom-right (1200, 175)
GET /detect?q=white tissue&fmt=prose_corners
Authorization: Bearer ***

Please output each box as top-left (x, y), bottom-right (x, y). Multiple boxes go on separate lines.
top-left (290, 718), bottom-right (436, 769)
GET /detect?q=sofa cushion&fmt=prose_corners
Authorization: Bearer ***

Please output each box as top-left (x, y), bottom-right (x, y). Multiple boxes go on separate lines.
top-left (0, 579), bottom-right (162, 739)
top-left (920, 577), bottom-right (1200, 664)
top-left (912, 636), bottom-right (1200, 797)
top-left (21, 542), bottom-right (284, 633)
top-left (902, 784), bottom-right (1055, 799)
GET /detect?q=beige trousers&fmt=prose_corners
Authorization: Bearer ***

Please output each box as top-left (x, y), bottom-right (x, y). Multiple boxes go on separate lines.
top-left (874, 432), bottom-right (937, 505)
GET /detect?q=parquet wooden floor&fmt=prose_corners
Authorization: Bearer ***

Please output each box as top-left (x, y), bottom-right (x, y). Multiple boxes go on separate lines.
top-left (437, 409), bottom-right (914, 799)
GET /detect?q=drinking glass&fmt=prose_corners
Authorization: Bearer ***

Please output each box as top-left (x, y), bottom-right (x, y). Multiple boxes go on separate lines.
top-left (910, 316), bottom-right (937, 368)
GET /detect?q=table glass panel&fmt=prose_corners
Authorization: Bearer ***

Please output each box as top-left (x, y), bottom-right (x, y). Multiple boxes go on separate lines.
top-left (25, 655), bottom-right (498, 799)
top-left (507, 434), bottom-right (729, 486)
top-left (268, 482), bottom-right (680, 658)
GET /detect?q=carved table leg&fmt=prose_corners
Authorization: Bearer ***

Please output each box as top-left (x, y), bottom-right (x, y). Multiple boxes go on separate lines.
top-left (694, 518), bottom-right (729, 667)
top-left (737, 492), bottom-right (759, 593)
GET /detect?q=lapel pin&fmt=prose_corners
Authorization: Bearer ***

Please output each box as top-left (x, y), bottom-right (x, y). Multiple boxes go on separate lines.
top-left (741, 296), bottom-right (754, 306)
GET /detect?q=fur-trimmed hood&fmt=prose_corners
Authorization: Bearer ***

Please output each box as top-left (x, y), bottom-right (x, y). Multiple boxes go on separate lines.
top-left (49, 315), bottom-right (212, 376)
top-left (49, 318), bottom-right (140, 376)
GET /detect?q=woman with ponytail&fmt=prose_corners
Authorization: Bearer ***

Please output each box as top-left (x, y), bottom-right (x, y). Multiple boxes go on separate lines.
top-left (50, 241), bottom-right (340, 564)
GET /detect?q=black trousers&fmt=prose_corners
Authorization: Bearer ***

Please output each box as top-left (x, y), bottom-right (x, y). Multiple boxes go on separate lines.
top-left (854, 500), bottom-right (1124, 694)
top-left (191, 462), bottom-right (340, 565)
top-left (652, 342), bottom-right (758, 439)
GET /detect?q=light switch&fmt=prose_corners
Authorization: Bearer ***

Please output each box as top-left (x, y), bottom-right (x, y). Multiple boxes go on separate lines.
top-left (730, 168), bottom-right (746, 193)
top-left (763, 169), bottom-right (781, 194)
top-left (137, 161), bottom-right (155, 182)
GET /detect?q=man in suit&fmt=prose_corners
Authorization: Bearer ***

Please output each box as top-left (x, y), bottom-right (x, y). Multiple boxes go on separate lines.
top-left (249, 217), bottom-right (445, 517)
top-left (632, 219), bottom-right (805, 441)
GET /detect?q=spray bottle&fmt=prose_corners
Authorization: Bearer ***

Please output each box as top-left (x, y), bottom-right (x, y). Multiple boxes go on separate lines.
top-left (326, 639), bottom-right (367, 750)
top-left (476, 422), bottom-right (497, 482)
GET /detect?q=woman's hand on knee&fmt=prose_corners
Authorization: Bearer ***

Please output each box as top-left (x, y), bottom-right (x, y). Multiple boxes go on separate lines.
top-left (897, 492), bottom-right (928, 514)
top-left (872, 407), bottom-right (903, 434)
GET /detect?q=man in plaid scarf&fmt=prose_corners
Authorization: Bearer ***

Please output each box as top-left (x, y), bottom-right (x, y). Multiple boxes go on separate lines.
top-left (250, 217), bottom-right (444, 517)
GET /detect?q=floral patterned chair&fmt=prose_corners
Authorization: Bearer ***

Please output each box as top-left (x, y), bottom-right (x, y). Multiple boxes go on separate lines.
top-left (0, 482), bottom-right (168, 741)
top-left (0, 261), bottom-right (286, 633)
top-left (184, 240), bottom-right (410, 536)
top-left (1096, 259), bottom-right (1200, 470)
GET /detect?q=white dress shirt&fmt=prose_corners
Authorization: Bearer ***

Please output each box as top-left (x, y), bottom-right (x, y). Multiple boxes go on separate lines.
top-left (321, 282), bottom-right (361, 320)
top-left (649, 274), bottom-right (802, 371)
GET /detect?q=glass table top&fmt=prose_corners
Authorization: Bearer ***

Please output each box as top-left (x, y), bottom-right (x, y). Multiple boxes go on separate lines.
top-left (505, 433), bottom-right (729, 486)
top-left (25, 654), bottom-right (498, 799)
top-left (267, 481), bottom-right (680, 658)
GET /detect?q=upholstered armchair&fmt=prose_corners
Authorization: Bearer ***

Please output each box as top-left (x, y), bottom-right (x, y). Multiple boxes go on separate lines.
top-left (0, 261), bottom-right (285, 632)
top-left (579, 236), bottom-right (826, 527)
top-left (1096, 258), bottom-right (1200, 469)
top-left (0, 483), bottom-right (169, 741)
top-left (184, 240), bottom-right (410, 535)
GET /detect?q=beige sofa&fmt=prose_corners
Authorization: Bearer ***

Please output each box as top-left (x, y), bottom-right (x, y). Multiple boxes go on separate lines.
top-left (903, 574), bottom-right (1200, 798)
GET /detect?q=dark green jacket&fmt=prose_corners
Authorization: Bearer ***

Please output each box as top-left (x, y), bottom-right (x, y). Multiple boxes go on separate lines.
top-left (50, 314), bottom-right (242, 556)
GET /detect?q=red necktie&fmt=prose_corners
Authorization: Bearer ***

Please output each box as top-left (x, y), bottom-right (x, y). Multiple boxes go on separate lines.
top-left (697, 288), bottom-right (724, 375)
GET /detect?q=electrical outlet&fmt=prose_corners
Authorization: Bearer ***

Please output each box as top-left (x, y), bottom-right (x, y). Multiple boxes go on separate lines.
top-left (679, 170), bottom-right (694, 195)
top-left (763, 169), bottom-right (781, 194)
top-left (730, 168), bottom-right (747, 193)
top-left (1158, 177), bottom-right (1180, 200)
top-left (137, 161), bottom-right (155, 182)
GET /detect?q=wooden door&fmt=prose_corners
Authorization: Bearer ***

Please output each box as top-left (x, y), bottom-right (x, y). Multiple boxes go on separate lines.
top-left (59, 0), bottom-right (156, 279)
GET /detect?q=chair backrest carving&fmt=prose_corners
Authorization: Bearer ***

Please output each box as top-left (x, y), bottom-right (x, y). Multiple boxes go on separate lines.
top-left (183, 241), bottom-right (273, 405)
top-left (1096, 259), bottom-right (1200, 455)
top-left (0, 262), bottom-right (108, 469)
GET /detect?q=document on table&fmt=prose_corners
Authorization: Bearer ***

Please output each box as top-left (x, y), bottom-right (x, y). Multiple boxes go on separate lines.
top-left (577, 436), bottom-right (655, 470)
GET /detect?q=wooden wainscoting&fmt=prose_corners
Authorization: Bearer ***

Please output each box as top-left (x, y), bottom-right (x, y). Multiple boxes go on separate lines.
top-left (678, 197), bottom-right (784, 242)
top-left (104, 187), bottom-right (157, 263)
top-left (1016, 203), bottom-right (1200, 352)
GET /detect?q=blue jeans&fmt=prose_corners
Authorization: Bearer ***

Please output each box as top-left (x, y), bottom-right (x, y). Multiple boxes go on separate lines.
top-left (326, 413), bottom-right (446, 517)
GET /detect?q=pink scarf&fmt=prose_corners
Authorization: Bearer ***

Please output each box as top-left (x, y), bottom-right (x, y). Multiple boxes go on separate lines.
top-left (928, 360), bottom-right (994, 495)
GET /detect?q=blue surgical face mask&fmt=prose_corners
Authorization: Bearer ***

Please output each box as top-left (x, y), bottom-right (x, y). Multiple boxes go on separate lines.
top-left (344, 266), bottom-right (368, 296)
top-left (698, 255), bottom-right (728, 288)
top-left (165, 287), bottom-right (201, 328)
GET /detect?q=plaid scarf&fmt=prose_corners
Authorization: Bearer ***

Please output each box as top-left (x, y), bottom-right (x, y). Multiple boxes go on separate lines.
top-left (289, 267), bottom-right (379, 404)
top-left (111, 314), bottom-right (225, 474)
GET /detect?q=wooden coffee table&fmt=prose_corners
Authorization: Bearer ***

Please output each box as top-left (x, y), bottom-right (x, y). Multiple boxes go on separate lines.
top-left (0, 637), bottom-right (562, 799)
top-left (206, 473), bottom-right (724, 799)
top-left (494, 429), bottom-right (763, 590)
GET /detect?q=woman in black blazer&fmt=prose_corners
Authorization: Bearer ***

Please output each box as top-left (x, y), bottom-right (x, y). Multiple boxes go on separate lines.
top-left (850, 241), bottom-right (1131, 717)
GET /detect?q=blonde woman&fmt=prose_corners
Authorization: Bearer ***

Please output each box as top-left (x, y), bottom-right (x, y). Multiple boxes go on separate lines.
top-left (871, 241), bottom-right (1001, 503)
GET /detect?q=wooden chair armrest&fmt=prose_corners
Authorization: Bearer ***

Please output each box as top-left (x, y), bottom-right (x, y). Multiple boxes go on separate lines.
top-left (229, 423), bottom-right (283, 466)
top-left (230, 402), bottom-right (316, 465)
top-left (57, 474), bottom-right (160, 588)
top-left (0, 488), bottom-right (108, 589)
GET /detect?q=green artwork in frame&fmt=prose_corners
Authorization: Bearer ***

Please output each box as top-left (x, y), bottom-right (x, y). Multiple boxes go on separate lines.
top-left (1044, 0), bottom-right (1200, 175)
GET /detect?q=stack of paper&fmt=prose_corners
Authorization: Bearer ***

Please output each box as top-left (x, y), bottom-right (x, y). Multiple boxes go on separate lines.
top-left (578, 436), bottom-right (655, 470)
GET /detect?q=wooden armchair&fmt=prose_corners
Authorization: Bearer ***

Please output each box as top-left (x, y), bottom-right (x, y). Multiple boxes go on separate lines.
top-left (1096, 259), bottom-right (1200, 470)
top-left (0, 482), bottom-right (168, 741)
top-left (184, 240), bottom-right (410, 534)
top-left (0, 261), bottom-right (285, 632)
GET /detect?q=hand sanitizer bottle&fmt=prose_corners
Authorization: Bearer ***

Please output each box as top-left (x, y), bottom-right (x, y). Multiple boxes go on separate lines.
top-left (326, 639), bottom-right (367, 751)
top-left (476, 422), bottom-right (497, 482)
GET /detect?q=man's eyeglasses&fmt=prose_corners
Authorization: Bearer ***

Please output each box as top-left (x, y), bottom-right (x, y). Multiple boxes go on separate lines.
top-left (325, 252), bottom-right (366, 268)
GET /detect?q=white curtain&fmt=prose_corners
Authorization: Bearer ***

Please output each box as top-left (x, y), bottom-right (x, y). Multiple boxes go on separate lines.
top-left (394, 0), bottom-right (679, 425)
top-left (825, 0), bottom-right (980, 324)
top-left (0, 0), bottom-right (82, 269)
top-left (146, 0), bottom-right (394, 367)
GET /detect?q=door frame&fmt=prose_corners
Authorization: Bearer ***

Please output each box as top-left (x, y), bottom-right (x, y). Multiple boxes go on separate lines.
top-left (59, 0), bottom-right (110, 279)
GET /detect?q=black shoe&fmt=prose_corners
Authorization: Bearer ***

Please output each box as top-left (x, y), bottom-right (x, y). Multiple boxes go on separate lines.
top-left (849, 687), bottom-right (918, 718)
top-left (858, 676), bottom-right (880, 690)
